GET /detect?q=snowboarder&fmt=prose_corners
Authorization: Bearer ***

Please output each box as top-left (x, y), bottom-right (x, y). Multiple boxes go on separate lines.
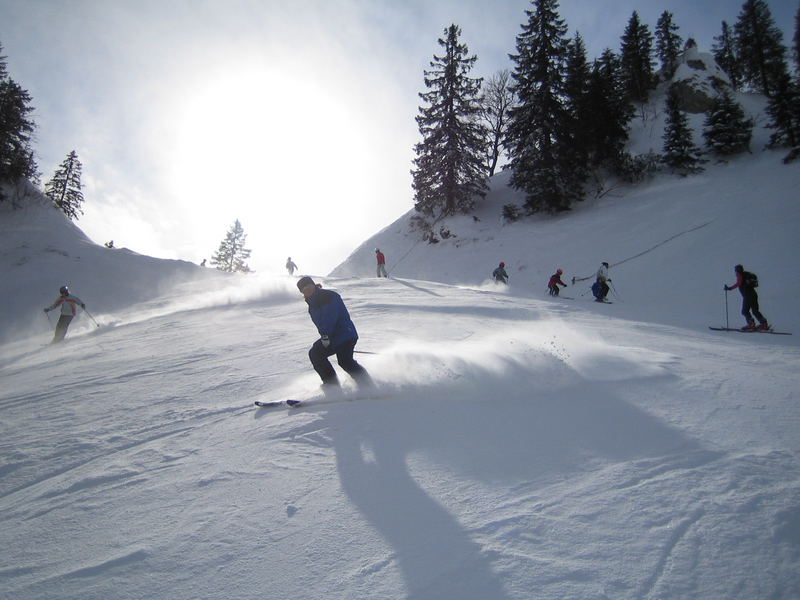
top-left (592, 262), bottom-right (610, 302)
top-left (375, 248), bottom-right (387, 278)
top-left (286, 257), bottom-right (298, 275)
top-left (296, 276), bottom-right (372, 390)
top-left (492, 262), bottom-right (508, 284)
top-left (724, 264), bottom-right (769, 330)
top-left (44, 286), bottom-right (86, 343)
top-left (548, 269), bottom-right (567, 296)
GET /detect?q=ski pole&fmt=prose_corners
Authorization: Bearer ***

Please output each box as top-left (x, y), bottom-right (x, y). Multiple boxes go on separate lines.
top-left (44, 310), bottom-right (53, 326)
top-left (724, 288), bottom-right (729, 330)
top-left (84, 308), bottom-right (100, 328)
top-left (354, 350), bottom-right (378, 355)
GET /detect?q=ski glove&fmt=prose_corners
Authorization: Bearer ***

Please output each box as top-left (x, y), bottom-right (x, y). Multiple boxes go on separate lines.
top-left (43, 307), bottom-right (50, 313)
top-left (320, 335), bottom-right (331, 348)
top-left (81, 303), bottom-right (86, 309)
top-left (724, 285), bottom-right (731, 291)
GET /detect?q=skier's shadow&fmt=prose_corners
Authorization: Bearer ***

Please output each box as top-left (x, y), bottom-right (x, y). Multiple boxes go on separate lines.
top-left (329, 415), bottom-right (511, 600)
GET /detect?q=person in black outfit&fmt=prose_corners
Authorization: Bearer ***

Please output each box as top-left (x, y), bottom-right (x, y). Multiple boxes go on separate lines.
top-left (724, 264), bottom-right (769, 330)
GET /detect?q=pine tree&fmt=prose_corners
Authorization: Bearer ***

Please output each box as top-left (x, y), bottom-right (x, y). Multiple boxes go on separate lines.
top-left (702, 90), bottom-right (753, 156)
top-left (562, 33), bottom-right (591, 183)
top-left (507, 0), bottom-right (583, 213)
top-left (0, 42), bottom-right (38, 202)
top-left (211, 219), bottom-right (252, 273)
top-left (734, 0), bottom-right (789, 97)
top-left (45, 150), bottom-right (84, 220)
top-left (712, 21), bottom-right (743, 90)
top-left (620, 11), bottom-right (656, 103)
top-left (663, 87), bottom-right (704, 175)
top-left (411, 24), bottom-right (488, 218)
top-left (765, 71), bottom-right (800, 161)
top-left (479, 69), bottom-right (515, 177)
top-left (584, 49), bottom-right (633, 169)
top-left (655, 11), bottom-right (683, 78)
top-left (794, 4), bottom-right (800, 75)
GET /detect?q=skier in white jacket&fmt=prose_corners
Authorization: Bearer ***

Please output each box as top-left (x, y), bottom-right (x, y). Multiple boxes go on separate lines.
top-left (44, 286), bottom-right (85, 343)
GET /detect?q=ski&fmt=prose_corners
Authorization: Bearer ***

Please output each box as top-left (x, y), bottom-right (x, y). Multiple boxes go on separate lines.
top-left (708, 327), bottom-right (791, 335)
top-left (254, 399), bottom-right (303, 408)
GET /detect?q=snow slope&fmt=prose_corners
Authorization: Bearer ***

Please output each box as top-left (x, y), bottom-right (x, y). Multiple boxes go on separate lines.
top-left (3, 78), bottom-right (800, 598)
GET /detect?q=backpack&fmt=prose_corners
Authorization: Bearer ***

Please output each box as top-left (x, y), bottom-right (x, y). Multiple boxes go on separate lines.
top-left (743, 271), bottom-right (758, 288)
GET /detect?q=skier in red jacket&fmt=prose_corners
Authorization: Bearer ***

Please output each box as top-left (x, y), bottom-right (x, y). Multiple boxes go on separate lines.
top-left (548, 269), bottom-right (567, 296)
top-left (375, 248), bottom-right (387, 278)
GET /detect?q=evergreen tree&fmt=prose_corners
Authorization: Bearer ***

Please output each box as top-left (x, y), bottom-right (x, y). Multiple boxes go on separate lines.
top-left (45, 150), bottom-right (84, 220)
top-left (655, 11), bottom-right (683, 78)
top-left (211, 219), bottom-right (252, 273)
top-left (507, 0), bottom-right (583, 213)
top-left (794, 4), bottom-right (800, 75)
top-left (620, 11), bottom-right (656, 103)
top-left (734, 0), bottom-right (789, 97)
top-left (479, 69), bottom-right (515, 177)
top-left (702, 90), bottom-right (753, 156)
top-left (712, 21), bottom-right (743, 90)
top-left (0, 42), bottom-right (38, 202)
top-left (562, 32), bottom-right (591, 183)
top-left (765, 71), bottom-right (800, 161)
top-left (584, 49), bottom-right (634, 169)
top-left (663, 87), bottom-right (704, 175)
top-left (411, 24), bottom-right (488, 218)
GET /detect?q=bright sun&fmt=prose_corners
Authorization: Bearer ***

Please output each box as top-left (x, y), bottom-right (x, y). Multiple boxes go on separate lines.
top-left (165, 62), bottom-right (372, 271)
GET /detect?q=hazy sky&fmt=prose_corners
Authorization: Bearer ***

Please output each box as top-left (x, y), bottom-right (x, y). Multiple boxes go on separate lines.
top-left (1, 0), bottom-right (795, 274)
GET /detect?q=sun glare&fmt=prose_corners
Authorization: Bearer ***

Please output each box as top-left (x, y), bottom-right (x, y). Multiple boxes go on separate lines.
top-left (166, 63), bottom-right (371, 271)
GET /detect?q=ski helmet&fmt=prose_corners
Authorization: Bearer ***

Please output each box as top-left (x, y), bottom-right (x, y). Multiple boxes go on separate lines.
top-left (59, 286), bottom-right (69, 295)
top-left (734, 264), bottom-right (744, 273)
top-left (556, 269), bottom-right (563, 275)
top-left (499, 262), bottom-right (505, 267)
top-left (602, 262), bottom-right (609, 267)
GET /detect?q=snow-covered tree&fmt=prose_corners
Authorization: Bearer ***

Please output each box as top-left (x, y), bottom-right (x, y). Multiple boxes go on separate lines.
top-left (702, 90), bottom-right (753, 156)
top-left (508, 0), bottom-right (583, 213)
top-left (655, 11), bottom-right (683, 78)
top-left (712, 21), bottom-right (742, 90)
top-left (0, 42), bottom-right (38, 202)
top-left (734, 0), bottom-right (789, 97)
top-left (45, 150), bottom-right (84, 220)
top-left (211, 219), bottom-right (252, 273)
top-left (479, 69), bottom-right (515, 177)
top-left (411, 24), bottom-right (488, 218)
top-left (663, 87), bottom-right (704, 175)
top-left (620, 11), bottom-right (656, 103)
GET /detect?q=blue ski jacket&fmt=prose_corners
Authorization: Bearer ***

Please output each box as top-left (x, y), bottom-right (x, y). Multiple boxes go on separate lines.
top-left (305, 287), bottom-right (358, 350)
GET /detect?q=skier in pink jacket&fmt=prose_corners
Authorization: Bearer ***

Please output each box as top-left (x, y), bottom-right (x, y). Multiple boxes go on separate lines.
top-left (44, 286), bottom-right (86, 343)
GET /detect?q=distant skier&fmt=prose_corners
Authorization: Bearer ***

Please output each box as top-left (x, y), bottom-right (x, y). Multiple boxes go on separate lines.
top-left (375, 248), bottom-right (388, 278)
top-left (592, 262), bottom-right (610, 302)
top-left (44, 286), bottom-right (86, 343)
top-left (296, 276), bottom-right (373, 390)
top-left (286, 257), bottom-right (298, 275)
top-left (492, 262), bottom-right (508, 284)
top-left (200, 259), bottom-right (206, 267)
top-left (724, 264), bottom-right (769, 330)
top-left (548, 269), bottom-right (567, 296)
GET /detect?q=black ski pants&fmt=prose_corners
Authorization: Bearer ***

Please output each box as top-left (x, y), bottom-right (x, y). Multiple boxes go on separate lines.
top-left (741, 292), bottom-right (767, 325)
top-left (309, 338), bottom-right (369, 385)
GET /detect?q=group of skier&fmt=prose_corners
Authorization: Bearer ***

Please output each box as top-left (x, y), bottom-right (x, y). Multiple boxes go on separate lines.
top-left (44, 255), bottom-right (770, 392)
top-left (490, 260), bottom-right (769, 330)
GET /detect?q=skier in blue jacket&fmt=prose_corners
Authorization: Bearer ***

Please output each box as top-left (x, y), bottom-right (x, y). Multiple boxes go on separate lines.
top-left (296, 276), bottom-right (372, 389)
